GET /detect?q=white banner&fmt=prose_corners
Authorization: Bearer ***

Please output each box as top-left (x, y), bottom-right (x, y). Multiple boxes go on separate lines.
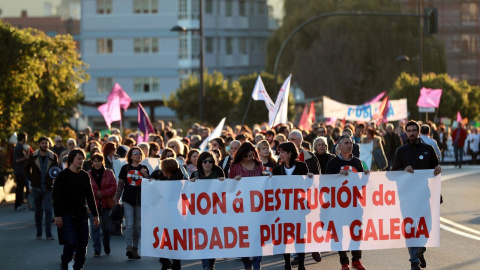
top-left (141, 170), bottom-right (441, 259)
top-left (323, 97), bottom-right (408, 122)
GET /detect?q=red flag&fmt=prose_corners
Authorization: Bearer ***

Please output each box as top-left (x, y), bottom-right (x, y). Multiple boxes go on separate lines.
top-left (298, 104), bottom-right (310, 130)
top-left (377, 96), bottom-right (390, 125)
top-left (108, 83), bottom-right (132, 110)
top-left (308, 101), bottom-right (316, 126)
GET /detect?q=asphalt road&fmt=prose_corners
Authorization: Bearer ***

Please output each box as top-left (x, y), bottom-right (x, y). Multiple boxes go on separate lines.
top-left (1, 165), bottom-right (479, 270)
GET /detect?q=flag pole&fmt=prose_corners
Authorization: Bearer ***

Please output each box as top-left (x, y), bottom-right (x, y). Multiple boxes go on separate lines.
top-left (240, 98), bottom-right (253, 127)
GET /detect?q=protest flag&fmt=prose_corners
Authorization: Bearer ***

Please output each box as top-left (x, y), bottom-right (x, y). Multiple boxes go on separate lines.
top-left (137, 102), bottom-right (154, 144)
top-left (251, 75), bottom-right (274, 110)
top-left (365, 91), bottom-right (386, 104)
top-left (417, 87), bottom-right (443, 108)
top-left (298, 104), bottom-right (309, 130)
top-left (108, 83), bottom-right (132, 110)
top-left (269, 75), bottom-right (291, 127)
top-left (199, 117), bottom-right (226, 151)
top-left (98, 95), bottom-right (121, 129)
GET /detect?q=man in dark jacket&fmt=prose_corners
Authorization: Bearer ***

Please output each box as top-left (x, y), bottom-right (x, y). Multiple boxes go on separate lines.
top-left (25, 136), bottom-right (58, 239)
top-left (392, 120), bottom-right (441, 270)
top-left (383, 123), bottom-right (402, 170)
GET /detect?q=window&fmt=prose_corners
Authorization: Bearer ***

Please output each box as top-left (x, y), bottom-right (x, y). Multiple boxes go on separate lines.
top-left (206, 38), bottom-right (214, 53)
top-left (192, 32), bottom-right (201, 59)
top-left (97, 78), bottom-right (113, 93)
top-left (462, 34), bottom-right (479, 53)
top-left (134, 77), bottom-right (160, 93)
top-left (226, 38), bottom-right (233, 54)
top-left (239, 38), bottom-right (247, 54)
top-left (96, 0), bottom-right (112, 14)
top-left (462, 3), bottom-right (478, 22)
top-left (239, 0), bottom-right (246, 16)
top-left (225, 0), bottom-right (232, 16)
top-left (255, 38), bottom-right (265, 53)
top-left (133, 0), bottom-right (158, 14)
top-left (178, 0), bottom-right (188, 19)
top-left (179, 32), bottom-right (188, 59)
top-left (97, 38), bottom-right (113, 54)
top-left (191, 0), bottom-right (199, 19)
top-left (257, 2), bottom-right (266, 15)
top-left (205, 0), bottom-right (213, 14)
top-left (134, 38), bottom-right (159, 53)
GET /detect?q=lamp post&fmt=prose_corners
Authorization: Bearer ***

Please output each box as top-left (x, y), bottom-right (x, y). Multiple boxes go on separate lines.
top-left (171, 0), bottom-right (205, 122)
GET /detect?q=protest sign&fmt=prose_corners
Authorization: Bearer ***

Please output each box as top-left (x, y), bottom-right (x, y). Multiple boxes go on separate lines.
top-left (141, 170), bottom-right (441, 259)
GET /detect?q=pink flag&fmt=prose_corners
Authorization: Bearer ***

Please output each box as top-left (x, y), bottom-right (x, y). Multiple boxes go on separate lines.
top-left (298, 104), bottom-right (309, 130)
top-left (98, 95), bottom-right (121, 129)
top-left (365, 91), bottom-right (386, 104)
top-left (416, 87), bottom-right (443, 108)
top-left (108, 83), bottom-right (132, 110)
top-left (308, 101), bottom-right (316, 125)
top-left (457, 111), bottom-right (462, 123)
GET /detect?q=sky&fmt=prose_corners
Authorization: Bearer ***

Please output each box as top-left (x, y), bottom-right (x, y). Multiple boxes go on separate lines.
top-left (0, 0), bottom-right (283, 19)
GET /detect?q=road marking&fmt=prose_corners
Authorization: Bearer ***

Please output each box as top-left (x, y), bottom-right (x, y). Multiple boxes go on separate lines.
top-left (441, 170), bottom-right (480, 181)
top-left (440, 217), bottom-right (480, 236)
top-left (439, 168), bottom-right (480, 240)
top-left (440, 224), bottom-right (480, 241)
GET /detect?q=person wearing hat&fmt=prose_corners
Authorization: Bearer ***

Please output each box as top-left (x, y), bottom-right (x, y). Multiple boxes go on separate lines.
top-left (24, 136), bottom-right (59, 239)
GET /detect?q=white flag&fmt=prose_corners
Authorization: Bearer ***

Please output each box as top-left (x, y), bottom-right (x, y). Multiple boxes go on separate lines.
top-left (251, 75), bottom-right (274, 111)
top-left (269, 75), bottom-right (291, 127)
top-left (199, 117), bottom-right (226, 151)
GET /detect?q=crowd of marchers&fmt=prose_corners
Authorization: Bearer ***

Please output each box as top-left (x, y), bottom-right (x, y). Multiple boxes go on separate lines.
top-left (11, 118), bottom-right (480, 270)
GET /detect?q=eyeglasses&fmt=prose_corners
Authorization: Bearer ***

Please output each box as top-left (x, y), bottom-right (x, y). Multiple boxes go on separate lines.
top-left (55, 140), bottom-right (62, 143)
top-left (132, 152), bottom-right (142, 156)
top-left (202, 160), bottom-right (214, 164)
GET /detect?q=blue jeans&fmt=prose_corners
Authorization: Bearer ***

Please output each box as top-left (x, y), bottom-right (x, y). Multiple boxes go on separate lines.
top-left (32, 189), bottom-right (53, 237)
top-left (89, 208), bottom-right (111, 253)
top-left (61, 215), bottom-right (90, 270)
top-left (241, 256), bottom-right (262, 270)
top-left (408, 247), bottom-right (426, 264)
top-left (454, 146), bottom-right (464, 166)
top-left (123, 202), bottom-right (141, 248)
top-left (201, 258), bottom-right (215, 269)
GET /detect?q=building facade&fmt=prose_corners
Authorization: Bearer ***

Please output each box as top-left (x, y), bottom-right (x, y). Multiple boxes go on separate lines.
top-left (80, 0), bottom-right (274, 129)
top-left (398, 0), bottom-right (480, 85)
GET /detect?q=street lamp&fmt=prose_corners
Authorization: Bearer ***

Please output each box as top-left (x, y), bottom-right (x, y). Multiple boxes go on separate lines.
top-left (171, 0), bottom-right (205, 122)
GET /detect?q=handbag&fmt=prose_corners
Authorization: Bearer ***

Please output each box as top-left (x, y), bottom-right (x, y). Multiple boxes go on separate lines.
top-left (109, 204), bottom-right (124, 224)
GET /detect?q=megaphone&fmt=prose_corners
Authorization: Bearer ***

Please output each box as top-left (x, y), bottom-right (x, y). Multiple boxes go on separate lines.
top-left (48, 166), bottom-right (62, 179)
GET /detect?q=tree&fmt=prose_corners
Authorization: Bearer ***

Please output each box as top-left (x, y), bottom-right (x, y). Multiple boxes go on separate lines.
top-left (389, 72), bottom-right (480, 121)
top-left (266, 0), bottom-right (446, 104)
top-left (167, 71), bottom-right (243, 126)
top-left (233, 72), bottom-right (296, 125)
top-left (0, 21), bottom-right (88, 140)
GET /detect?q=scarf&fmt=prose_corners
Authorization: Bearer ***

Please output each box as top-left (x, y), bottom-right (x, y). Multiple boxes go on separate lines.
top-left (91, 166), bottom-right (105, 189)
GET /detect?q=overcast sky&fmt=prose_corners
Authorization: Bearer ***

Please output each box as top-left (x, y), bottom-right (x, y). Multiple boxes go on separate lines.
top-left (0, 0), bottom-right (283, 19)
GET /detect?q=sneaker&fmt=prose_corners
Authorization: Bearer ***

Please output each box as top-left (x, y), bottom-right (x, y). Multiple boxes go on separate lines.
top-left (36, 233), bottom-right (42, 239)
top-left (418, 256), bottom-right (426, 268)
top-left (291, 256), bottom-right (299, 266)
top-left (94, 251), bottom-right (100, 257)
top-left (104, 245), bottom-right (110, 255)
top-left (341, 264), bottom-right (350, 270)
top-left (411, 262), bottom-right (420, 270)
top-left (352, 260), bottom-right (365, 270)
top-left (15, 206), bottom-right (25, 211)
top-left (46, 235), bottom-right (55, 240)
top-left (312, 252), bottom-right (322, 262)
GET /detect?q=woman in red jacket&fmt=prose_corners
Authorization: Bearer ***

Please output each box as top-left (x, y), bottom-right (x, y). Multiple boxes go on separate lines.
top-left (88, 152), bottom-right (117, 257)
